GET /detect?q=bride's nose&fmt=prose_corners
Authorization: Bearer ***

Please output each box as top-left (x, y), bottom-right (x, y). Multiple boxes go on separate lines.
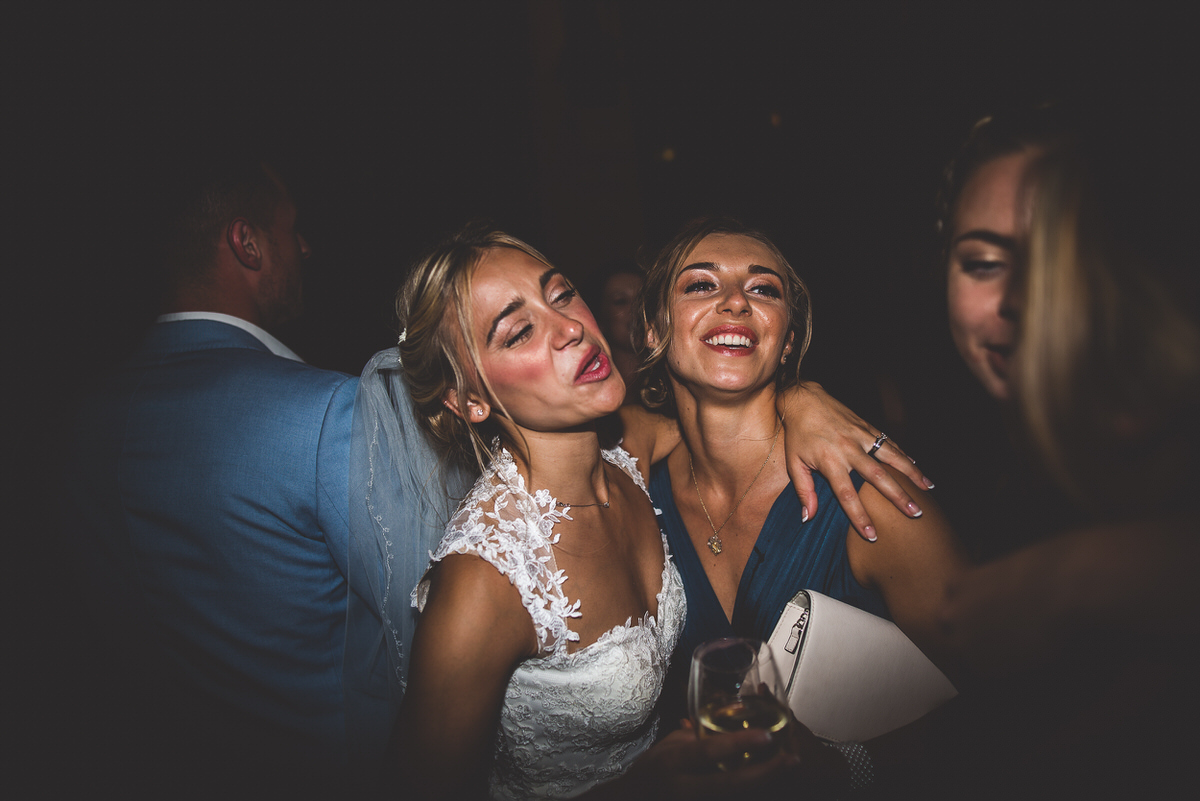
top-left (550, 313), bottom-right (585, 348)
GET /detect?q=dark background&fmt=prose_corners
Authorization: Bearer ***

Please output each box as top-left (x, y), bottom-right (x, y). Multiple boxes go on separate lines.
top-left (14, 3), bottom-right (1192, 388)
top-left (9, 0), bottom-right (1193, 775)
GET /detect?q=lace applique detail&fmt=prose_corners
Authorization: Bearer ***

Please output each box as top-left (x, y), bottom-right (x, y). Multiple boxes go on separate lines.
top-left (412, 446), bottom-right (582, 653)
top-left (412, 444), bottom-right (686, 799)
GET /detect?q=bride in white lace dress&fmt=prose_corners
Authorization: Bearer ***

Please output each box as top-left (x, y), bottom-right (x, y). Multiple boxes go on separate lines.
top-left (389, 224), bottom-right (743, 800)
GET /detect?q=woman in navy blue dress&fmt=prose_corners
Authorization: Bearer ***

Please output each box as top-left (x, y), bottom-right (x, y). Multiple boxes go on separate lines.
top-left (633, 216), bottom-right (969, 726)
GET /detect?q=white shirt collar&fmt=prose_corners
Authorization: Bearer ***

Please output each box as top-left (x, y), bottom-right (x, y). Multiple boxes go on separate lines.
top-left (156, 312), bottom-right (305, 363)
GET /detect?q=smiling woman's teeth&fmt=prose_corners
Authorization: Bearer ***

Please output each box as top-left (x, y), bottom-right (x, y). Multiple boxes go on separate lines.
top-left (705, 333), bottom-right (752, 347)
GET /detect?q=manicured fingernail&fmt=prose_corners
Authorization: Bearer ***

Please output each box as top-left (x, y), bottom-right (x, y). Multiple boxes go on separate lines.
top-left (801, 506), bottom-right (810, 523)
top-left (864, 525), bottom-right (877, 542)
top-left (922, 477), bottom-right (935, 489)
top-left (906, 502), bottom-right (923, 517)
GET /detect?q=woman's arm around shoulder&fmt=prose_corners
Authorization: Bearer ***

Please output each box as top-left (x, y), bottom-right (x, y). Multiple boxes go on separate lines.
top-left (394, 553), bottom-right (538, 799)
top-left (617, 404), bottom-right (680, 476)
top-left (848, 466), bottom-right (970, 679)
top-left (777, 382), bottom-right (935, 541)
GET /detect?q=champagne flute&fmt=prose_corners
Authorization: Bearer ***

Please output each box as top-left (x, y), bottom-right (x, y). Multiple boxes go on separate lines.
top-left (689, 637), bottom-right (790, 768)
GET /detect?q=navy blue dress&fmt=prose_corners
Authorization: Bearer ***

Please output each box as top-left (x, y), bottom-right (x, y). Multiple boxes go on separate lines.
top-left (649, 460), bottom-right (889, 728)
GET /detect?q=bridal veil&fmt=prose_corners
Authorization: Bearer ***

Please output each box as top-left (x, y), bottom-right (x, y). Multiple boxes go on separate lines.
top-left (344, 347), bottom-right (470, 757)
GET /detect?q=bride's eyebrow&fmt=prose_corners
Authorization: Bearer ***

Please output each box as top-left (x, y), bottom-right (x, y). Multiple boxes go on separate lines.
top-left (485, 268), bottom-right (565, 346)
top-left (486, 298), bottom-right (524, 346)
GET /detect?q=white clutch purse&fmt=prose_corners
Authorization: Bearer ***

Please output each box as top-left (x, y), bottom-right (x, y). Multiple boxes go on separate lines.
top-left (766, 589), bottom-right (957, 743)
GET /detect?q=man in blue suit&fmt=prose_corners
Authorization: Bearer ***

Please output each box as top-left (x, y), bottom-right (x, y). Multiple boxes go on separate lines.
top-left (64, 157), bottom-right (380, 793)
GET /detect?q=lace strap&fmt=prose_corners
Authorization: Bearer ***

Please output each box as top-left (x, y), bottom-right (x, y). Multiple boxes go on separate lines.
top-left (602, 445), bottom-right (648, 497)
top-left (413, 452), bottom-right (580, 655)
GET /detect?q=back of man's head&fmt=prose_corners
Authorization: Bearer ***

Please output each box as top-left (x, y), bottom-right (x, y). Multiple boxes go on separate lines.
top-left (157, 151), bottom-right (286, 290)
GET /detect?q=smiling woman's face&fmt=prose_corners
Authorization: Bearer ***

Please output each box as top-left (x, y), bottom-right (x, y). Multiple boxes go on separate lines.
top-left (947, 150), bottom-right (1036, 401)
top-left (662, 233), bottom-right (793, 397)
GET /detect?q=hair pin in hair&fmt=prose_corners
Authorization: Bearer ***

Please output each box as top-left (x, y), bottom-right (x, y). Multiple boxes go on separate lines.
top-left (397, 329), bottom-right (407, 365)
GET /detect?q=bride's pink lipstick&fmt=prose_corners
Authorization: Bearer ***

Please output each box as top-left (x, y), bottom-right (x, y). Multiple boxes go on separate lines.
top-left (575, 345), bottom-right (611, 384)
top-left (701, 325), bottom-right (757, 356)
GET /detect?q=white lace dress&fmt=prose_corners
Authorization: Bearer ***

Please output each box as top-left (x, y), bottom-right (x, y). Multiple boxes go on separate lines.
top-left (412, 445), bottom-right (685, 799)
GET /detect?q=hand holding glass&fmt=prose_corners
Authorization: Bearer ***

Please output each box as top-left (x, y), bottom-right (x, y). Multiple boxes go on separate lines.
top-left (689, 638), bottom-right (790, 768)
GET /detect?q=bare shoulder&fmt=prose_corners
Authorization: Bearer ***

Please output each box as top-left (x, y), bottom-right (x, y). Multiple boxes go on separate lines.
top-left (855, 466), bottom-right (956, 544)
top-left (847, 466), bottom-right (966, 601)
top-left (616, 404), bottom-right (680, 471)
top-left (418, 553), bottom-right (538, 664)
top-left (399, 553), bottom-right (538, 796)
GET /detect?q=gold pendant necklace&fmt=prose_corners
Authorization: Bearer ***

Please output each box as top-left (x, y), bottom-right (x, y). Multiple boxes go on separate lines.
top-left (689, 419), bottom-right (781, 556)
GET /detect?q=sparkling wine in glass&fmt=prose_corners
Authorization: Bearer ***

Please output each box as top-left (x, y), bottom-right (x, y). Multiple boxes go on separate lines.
top-left (689, 637), bottom-right (790, 768)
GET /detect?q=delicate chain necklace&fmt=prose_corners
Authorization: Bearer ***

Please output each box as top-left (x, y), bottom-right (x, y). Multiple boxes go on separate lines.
top-left (555, 499), bottom-right (609, 509)
top-left (553, 472), bottom-right (611, 509)
top-left (689, 419), bottom-right (781, 556)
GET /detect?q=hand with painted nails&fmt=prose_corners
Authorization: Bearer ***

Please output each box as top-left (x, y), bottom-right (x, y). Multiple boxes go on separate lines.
top-left (777, 381), bottom-right (934, 543)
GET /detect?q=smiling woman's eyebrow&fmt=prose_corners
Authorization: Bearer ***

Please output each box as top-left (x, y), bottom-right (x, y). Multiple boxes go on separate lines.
top-left (952, 229), bottom-right (1017, 250)
top-left (748, 264), bottom-right (784, 281)
top-left (681, 262), bottom-right (783, 281)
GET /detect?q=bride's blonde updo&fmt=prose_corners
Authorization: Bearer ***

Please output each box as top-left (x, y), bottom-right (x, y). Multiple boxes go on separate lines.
top-left (396, 221), bottom-right (556, 474)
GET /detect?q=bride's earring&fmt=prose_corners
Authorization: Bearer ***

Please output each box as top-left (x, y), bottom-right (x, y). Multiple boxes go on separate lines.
top-left (467, 400), bottom-right (491, 422)
top-left (442, 389), bottom-right (490, 423)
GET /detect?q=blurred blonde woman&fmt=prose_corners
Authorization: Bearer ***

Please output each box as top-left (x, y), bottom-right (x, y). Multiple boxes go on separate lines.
top-left (877, 108), bottom-right (1200, 799)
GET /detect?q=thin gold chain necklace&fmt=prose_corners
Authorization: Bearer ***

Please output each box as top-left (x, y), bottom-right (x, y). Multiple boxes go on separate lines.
top-left (689, 419), bottom-right (781, 556)
top-left (553, 471), bottom-right (611, 509)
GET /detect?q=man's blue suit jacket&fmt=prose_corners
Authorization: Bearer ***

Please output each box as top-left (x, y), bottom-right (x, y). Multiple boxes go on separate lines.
top-left (66, 320), bottom-right (358, 765)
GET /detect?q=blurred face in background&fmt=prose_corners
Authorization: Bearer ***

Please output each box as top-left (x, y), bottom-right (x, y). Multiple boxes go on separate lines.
top-left (598, 271), bottom-right (643, 354)
top-left (946, 150), bottom-right (1036, 400)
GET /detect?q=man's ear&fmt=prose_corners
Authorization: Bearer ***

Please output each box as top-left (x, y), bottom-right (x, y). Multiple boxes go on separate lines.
top-left (228, 218), bottom-right (263, 271)
top-left (442, 388), bottom-right (491, 423)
